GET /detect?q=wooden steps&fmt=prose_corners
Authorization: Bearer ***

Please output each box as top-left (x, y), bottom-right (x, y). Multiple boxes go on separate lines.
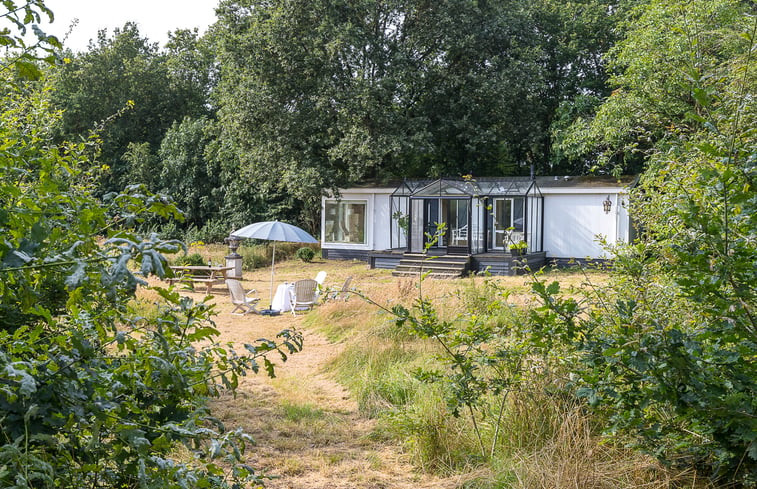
top-left (391, 253), bottom-right (470, 279)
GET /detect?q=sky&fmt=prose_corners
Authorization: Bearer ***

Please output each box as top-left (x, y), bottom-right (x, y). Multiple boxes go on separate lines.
top-left (40, 0), bottom-right (218, 52)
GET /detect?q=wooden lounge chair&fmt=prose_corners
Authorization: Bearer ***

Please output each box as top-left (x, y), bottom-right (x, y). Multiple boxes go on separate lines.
top-left (328, 276), bottom-right (353, 301)
top-left (290, 279), bottom-right (318, 315)
top-left (226, 279), bottom-right (260, 315)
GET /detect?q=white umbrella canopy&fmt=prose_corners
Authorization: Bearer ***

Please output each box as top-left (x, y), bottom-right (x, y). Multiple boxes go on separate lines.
top-left (230, 221), bottom-right (318, 314)
top-left (231, 221), bottom-right (318, 244)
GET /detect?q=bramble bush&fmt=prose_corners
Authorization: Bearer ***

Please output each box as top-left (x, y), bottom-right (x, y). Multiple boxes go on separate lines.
top-left (0, 46), bottom-right (302, 489)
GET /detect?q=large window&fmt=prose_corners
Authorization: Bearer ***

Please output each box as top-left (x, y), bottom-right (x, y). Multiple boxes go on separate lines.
top-left (324, 200), bottom-right (367, 244)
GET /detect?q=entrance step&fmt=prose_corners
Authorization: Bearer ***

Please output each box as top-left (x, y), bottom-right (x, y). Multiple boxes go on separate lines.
top-left (391, 253), bottom-right (470, 279)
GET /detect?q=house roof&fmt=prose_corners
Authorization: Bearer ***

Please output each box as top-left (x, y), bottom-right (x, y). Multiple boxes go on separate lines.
top-left (535, 175), bottom-right (637, 188)
top-left (334, 175), bottom-right (637, 197)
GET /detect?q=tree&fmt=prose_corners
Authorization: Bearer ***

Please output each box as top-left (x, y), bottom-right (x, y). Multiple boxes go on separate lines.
top-left (0, 0), bottom-right (60, 80)
top-left (50, 23), bottom-right (211, 194)
top-left (158, 116), bottom-right (222, 231)
top-left (212, 0), bottom-right (628, 211)
top-left (0, 8), bottom-right (302, 487)
top-left (554, 0), bottom-right (752, 174)
top-left (531, 0), bottom-right (757, 482)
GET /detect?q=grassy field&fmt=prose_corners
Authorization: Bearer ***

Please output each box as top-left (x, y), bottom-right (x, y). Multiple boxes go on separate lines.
top-left (149, 244), bottom-right (708, 488)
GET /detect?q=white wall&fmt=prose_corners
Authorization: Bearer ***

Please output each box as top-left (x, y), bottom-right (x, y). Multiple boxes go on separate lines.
top-left (321, 189), bottom-right (394, 251)
top-left (373, 193), bottom-right (392, 250)
top-left (542, 193), bottom-right (625, 259)
top-left (324, 186), bottom-right (632, 258)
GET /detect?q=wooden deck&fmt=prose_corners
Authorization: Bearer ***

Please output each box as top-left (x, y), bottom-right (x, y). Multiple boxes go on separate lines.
top-left (368, 249), bottom-right (547, 276)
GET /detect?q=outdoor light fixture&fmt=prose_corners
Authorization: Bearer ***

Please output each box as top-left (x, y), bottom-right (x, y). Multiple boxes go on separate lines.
top-left (603, 195), bottom-right (612, 214)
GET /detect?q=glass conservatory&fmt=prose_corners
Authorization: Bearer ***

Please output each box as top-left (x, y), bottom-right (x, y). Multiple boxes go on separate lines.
top-left (389, 177), bottom-right (543, 255)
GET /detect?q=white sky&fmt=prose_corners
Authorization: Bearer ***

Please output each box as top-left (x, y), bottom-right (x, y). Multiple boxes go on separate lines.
top-left (40, 1), bottom-right (219, 52)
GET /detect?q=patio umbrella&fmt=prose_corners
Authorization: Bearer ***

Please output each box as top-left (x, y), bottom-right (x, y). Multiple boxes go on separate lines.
top-left (230, 221), bottom-right (318, 314)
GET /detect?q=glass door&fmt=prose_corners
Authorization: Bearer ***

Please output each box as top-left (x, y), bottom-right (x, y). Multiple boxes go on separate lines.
top-left (491, 198), bottom-right (512, 249)
top-left (490, 198), bottom-right (525, 249)
top-left (444, 199), bottom-right (470, 254)
top-left (424, 199), bottom-right (442, 248)
top-left (410, 199), bottom-right (425, 253)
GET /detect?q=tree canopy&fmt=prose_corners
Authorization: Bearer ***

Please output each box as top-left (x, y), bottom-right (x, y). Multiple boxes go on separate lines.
top-left (0, 8), bottom-right (301, 487)
top-left (212, 0), bottom-right (629, 205)
top-left (50, 23), bottom-right (212, 195)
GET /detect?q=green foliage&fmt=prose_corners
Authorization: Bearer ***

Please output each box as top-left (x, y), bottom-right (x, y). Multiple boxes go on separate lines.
top-left (508, 240), bottom-right (528, 252)
top-left (0, 46), bottom-right (303, 487)
top-left (0, 0), bottom-right (61, 81)
top-left (212, 0), bottom-right (629, 207)
top-left (280, 402), bottom-right (325, 422)
top-left (176, 252), bottom-right (206, 266)
top-left (527, 2), bottom-right (757, 481)
top-left (375, 279), bottom-right (555, 460)
top-left (158, 116), bottom-right (222, 229)
top-left (557, 0), bottom-right (753, 174)
top-left (295, 246), bottom-right (316, 263)
top-left (383, 385), bottom-right (480, 473)
top-left (50, 23), bottom-right (211, 195)
top-left (330, 336), bottom-right (421, 418)
top-left (240, 245), bottom-right (268, 271)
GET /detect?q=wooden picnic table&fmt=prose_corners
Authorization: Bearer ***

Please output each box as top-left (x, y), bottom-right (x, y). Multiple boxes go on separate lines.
top-left (167, 265), bottom-right (233, 295)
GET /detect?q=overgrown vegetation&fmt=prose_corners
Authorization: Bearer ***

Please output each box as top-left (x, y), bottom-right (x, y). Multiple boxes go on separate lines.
top-left (310, 1), bottom-right (757, 486)
top-left (0, 5), bottom-right (303, 487)
top-left (309, 276), bottom-right (696, 488)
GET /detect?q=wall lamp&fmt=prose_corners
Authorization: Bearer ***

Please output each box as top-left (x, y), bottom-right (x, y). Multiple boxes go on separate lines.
top-left (603, 195), bottom-right (612, 214)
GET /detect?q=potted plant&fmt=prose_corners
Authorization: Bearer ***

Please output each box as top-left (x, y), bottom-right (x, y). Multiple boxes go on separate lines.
top-left (509, 240), bottom-right (528, 257)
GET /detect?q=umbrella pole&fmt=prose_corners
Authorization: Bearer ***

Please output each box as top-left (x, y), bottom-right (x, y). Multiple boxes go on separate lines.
top-left (269, 241), bottom-right (276, 309)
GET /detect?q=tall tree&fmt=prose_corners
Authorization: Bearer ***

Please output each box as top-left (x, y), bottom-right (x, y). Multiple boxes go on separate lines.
top-left (212, 0), bottom-right (627, 210)
top-left (50, 23), bottom-right (211, 194)
top-left (537, 0), bottom-right (757, 481)
top-left (554, 0), bottom-right (752, 174)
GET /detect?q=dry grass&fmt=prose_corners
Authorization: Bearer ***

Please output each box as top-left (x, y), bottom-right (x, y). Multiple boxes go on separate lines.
top-left (507, 404), bottom-right (707, 489)
top-left (135, 254), bottom-right (699, 489)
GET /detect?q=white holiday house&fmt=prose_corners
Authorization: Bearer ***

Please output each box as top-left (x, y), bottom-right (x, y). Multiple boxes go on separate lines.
top-left (321, 176), bottom-right (636, 275)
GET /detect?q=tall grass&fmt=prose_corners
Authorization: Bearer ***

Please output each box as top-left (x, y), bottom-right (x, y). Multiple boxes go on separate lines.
top-left (308, 274), bottom-right (707, 488)
top-left (326, 319), bottom-right (428, 417)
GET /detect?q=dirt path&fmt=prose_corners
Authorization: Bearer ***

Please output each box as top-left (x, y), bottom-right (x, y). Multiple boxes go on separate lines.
top-left (168, 263), bottom-right (457, 489)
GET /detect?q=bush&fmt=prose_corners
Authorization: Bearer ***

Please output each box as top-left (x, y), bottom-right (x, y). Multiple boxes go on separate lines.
top-left (295, 246), bottom-right (316, 262)
top-left (199, 218), bottom-right (232, 243)
top-left (0, 76), bottom-right (303, 487)
top-left (176, 252), bottom-right (206, 266)
top-left (240, 245), bottom-right (268, 271)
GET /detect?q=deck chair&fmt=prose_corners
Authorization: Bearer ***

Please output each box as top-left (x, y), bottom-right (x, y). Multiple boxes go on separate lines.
top-left (314, 271), bottom-right (327, 299)
top-left (226, 279), bottom-right (260, 315)
top-left (290, 279), bottom-right (318, 315)
top-left (328, 276), bottom-right (353, 301)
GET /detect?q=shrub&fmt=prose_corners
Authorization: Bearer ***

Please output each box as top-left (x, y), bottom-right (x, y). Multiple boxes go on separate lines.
top-left (176, 252), bottom-right (206, 266)
top-left (295, 246), bottom-right (316, 262)
top-left (240, 245), bottom-right (268, 271)
top-left (0, 76), bottom-right (303, 487)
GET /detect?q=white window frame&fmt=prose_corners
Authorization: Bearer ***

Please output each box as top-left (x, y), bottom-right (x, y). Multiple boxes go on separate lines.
top-left (322, 198), bottom-right (369, 246)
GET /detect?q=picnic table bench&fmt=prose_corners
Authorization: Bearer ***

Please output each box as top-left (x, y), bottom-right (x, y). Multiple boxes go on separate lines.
top-left (167, 265), bottom-right (233, 295)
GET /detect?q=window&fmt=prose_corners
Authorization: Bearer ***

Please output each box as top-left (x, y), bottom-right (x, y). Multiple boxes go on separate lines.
top-left (324, 200), bottom-right (367, 244)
